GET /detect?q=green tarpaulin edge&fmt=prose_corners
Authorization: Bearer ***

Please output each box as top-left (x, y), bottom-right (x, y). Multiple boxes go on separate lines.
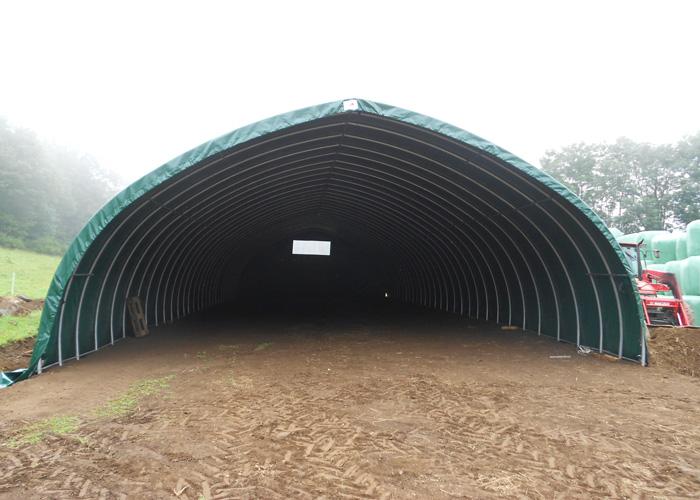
top-left (1, 98), bottom-right (645, 387)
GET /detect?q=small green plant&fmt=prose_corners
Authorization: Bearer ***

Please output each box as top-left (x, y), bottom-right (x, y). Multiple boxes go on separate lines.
top-left (95, 376), bottom-right (173, 418)
top-left (6, 415), bottom-right (80, 447)
top-left (254, 342), bottom-right (273, 352)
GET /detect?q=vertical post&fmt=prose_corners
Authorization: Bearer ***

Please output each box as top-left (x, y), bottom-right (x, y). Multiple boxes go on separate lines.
top-left (641, 325), bottom-right (648, 366)
top-left (635, 243), bottom-right (643, 280)
top-left (58, 275), bottom-right (76, 367)
top-left (10, 272), bottom-right (15, 295)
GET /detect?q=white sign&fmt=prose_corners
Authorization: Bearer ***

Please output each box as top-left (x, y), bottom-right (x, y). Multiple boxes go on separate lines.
top-left (292, 240), bottom-right (331, 256)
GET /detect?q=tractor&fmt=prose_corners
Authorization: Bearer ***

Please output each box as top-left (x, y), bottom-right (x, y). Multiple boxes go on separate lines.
top-left (620, 240), bottom-right (691, 327)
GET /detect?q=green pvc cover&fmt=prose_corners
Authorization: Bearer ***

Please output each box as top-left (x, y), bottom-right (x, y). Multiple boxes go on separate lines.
top-left (1, 99), bottom-right (646, 387)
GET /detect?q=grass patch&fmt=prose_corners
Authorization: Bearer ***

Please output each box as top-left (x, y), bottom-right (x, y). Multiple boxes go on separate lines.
top-left (95, 376), bottom-right (174, 418)
top-left (6, 415), bottom-right (80, 448)
top-left (5, 375), bottom-right (176, 448)
top-left (0, 309), bottom-right (41, 346)
top-left (0, 247), bottom-right (60, 298)
top-left (254, 342), bottom-right (273, 352)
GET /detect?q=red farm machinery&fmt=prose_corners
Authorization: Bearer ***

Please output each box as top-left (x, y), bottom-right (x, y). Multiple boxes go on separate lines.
top-left (620, 240), bottom-right (691, 327)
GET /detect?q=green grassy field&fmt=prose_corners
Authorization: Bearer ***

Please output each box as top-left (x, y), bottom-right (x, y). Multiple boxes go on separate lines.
top-left (0, 310), bottom-right (42, 346)
top-left (0, 247), bottom-right (59, 346)
top-left (0, 247), bottom-right (60, 298)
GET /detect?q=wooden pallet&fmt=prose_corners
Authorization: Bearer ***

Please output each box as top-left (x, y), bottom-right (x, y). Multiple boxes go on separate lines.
top-left (126, 297), bottom-right (149, 338)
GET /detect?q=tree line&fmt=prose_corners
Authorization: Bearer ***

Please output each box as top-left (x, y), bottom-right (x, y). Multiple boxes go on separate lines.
top-left (540, 132), bottom-right (700, 233)
top-left (1, 115), bottom-right (698, 254)
top-left (0, 117), bottom-right (121, 255)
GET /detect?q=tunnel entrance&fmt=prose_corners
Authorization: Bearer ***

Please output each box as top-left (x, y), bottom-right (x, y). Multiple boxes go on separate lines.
top-left (3, 99), bottom-right (646, 386)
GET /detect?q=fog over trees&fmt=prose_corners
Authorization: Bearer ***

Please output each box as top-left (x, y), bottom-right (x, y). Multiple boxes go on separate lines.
top-left (1, 114), bottom-right (698, 255)
top-left (0, 117), bottom-right (121, 254)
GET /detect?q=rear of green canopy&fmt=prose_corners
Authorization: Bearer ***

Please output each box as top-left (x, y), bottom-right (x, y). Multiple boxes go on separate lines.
top-left (1, 99), bottom-right (647, 387)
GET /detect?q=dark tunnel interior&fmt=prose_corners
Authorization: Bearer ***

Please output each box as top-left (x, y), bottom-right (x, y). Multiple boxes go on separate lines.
top-left (234, 232), bottom-right (392, 310)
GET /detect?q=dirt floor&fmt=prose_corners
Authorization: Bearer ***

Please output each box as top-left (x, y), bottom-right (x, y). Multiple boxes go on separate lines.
top-left (649, 326), bottom-right (700, 377)
top-left (1, 305), bottom-right (699, 499)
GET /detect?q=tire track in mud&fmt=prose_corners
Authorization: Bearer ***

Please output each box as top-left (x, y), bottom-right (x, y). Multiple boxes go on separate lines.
top-left (3, 370), bottom-right (698, 499)
top-left (2, 325), bottom-right (700, 499)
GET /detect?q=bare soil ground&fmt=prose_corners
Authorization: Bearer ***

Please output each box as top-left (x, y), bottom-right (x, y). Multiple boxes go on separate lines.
top-left (1, 306), bottom-right (699, 499)
top-left (0, 297), bottom-right (43, 318)
top-left (649, 326), bottom-right (700, 377)
top-left (0, 337), bottom-right (34, 372)
top-left (0, 296), bottom-right (44, 371)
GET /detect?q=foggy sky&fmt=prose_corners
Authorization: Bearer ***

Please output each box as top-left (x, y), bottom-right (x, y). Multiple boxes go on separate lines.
top-left (1, 0), bottom-right (698, 184)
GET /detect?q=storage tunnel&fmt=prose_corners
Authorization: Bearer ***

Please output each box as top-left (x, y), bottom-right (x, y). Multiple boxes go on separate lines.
top-left (1, 99), bottom-right (647, 386)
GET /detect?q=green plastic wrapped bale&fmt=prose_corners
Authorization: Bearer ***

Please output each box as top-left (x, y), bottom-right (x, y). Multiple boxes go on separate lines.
top-left (682, 295), bottom-right (700, 326)
top-left (665, 260), bottom-right (684, 283)
top-left (676, 232), bottom-right (688, 260)
top-left (646, 263), bottom-right (668, 273)
top-left (651, 233), bottom-right (677, 264)
top-left (617, 231), bottom-right (659, 265)
top-left (609, 227), bottom-right (624, 238)
top-left (635, 231), bottom-right (667, 264)
top-left (688, 220), bottom-right (700, 257)
top-left (617, 232), bottom-right (640, 244)
top-left (680, 256), bottom-right (700, 296)
top-left (669, 258), bottom-right (691, 298)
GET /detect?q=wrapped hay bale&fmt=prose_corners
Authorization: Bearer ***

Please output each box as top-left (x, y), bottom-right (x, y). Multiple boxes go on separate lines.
top-left (681, 295), bottom-right (700, 326)
top-left (676, 232), bottom-right (689, 260)
top-left (680, 256), bottom-right (700, 296)
top-left (636, 231), bottom-right (669, 264)
top-left (609, 227), bottom-right (624, 238)
top-left (651, 233), bottom-right (677, 264)
top-left (666, 259), bottom-right (688, 301)
top-left (687, 220), bottom-right (700, 257)
top-left (666, 260), bottom-right (684, 283)
top-left (616, 232), bottom-right (640, 244)
top-left (617, 231), bottom-right (661, 265)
